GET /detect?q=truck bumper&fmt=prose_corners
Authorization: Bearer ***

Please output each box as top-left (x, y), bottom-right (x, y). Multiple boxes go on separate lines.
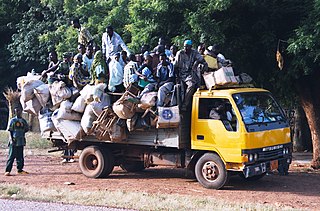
top-left (243, 157), bottom-right (292, 178)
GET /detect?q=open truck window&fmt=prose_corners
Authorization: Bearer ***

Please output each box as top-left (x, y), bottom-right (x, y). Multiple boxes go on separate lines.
top-left (198, 98), bottom-right (237, 131)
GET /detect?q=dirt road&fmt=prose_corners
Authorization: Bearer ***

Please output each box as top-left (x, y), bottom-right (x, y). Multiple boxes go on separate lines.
top-left (0, 152), bottom-right (319, 210)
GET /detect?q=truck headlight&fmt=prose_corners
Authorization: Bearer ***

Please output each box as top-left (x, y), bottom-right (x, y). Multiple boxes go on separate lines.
top-left (283, 148), bottom-right (290, 155)
top-left (249, 154), bottom-right (254, 162)
top-left (283, 148), bottom-right (286, 155)
top-left (254, 153), bottom-right (259, 161)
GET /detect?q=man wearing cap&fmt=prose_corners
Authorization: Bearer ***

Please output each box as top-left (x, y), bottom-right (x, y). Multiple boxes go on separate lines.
top-left (174, 40), bottom-right (207, 111)
top-left (71, 18), bottom-right (94, 47)
top-left (101, 26), bottom-right (130, 63)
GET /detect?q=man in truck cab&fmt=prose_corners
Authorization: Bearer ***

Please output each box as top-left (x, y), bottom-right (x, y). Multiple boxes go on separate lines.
top-left (174, 40), bottom-right (207, 111)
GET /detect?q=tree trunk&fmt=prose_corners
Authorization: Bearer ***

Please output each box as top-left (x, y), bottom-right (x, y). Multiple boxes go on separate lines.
top-left (293, 106), bottom-right (312, 152)
top-left (296, 75), bottom-right (320, 168)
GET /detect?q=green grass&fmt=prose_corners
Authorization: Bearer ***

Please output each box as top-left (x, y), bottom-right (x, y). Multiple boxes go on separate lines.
top-left (0, 184), bottom-right (300, 211)
top-left (0, 130), bottom-right (52, 149)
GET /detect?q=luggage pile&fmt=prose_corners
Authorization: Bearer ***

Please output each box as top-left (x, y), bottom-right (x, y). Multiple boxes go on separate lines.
top-left (17, 72), bottom-right (180, 144)
top-left (202, 66), bottom-right (253, 89)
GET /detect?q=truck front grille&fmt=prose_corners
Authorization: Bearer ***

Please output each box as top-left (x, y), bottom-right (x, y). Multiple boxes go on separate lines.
top-left (258, 148), bottom-right (283, 161)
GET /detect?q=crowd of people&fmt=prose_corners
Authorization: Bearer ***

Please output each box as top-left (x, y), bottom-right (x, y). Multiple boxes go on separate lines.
top-left (41, 18), bottom-right (232, 113)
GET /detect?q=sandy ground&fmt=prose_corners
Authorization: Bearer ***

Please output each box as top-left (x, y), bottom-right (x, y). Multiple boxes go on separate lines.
top-left (0, 151), bottom-right (319, 210)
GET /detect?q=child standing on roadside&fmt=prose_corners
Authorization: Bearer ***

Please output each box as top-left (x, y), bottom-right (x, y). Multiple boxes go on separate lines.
top-left (4, 107), bottom-right (29, 176)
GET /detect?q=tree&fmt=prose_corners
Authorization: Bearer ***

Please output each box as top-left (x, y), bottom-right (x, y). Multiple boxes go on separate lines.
top-left (284, 1), bottom-right (320, 168)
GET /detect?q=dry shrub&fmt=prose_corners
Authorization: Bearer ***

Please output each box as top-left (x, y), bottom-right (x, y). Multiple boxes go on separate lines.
top-left (3, 87), bottom-right (21, 119)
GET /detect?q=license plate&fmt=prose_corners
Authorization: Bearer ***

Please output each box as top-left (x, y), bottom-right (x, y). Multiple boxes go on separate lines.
top-left (270, 160), bottom-right (278, 170)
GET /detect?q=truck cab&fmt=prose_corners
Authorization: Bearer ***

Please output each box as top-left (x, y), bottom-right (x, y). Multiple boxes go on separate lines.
top-left (190, 87), bottom-right (291, 188)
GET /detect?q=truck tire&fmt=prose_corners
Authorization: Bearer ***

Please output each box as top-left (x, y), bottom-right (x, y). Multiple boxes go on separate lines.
top-left (195, 153), bottom-right (228, 189)
top-left (120, 161), bottom-right (145, 172)
top-left (79, 146), bottom-right (114, 178)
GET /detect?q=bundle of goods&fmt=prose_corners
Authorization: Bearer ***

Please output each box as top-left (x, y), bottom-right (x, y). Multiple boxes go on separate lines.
top-left (203, 66), bottom-right (238, 89)
top-left (203, 67), bottom-right (253, 89)
top-left (17, 72), bottom-right (181, 144)
top-left (17, 73), bottom-right (112, 140)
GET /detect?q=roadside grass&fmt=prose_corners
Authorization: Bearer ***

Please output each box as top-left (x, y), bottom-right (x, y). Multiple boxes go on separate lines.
top-left (0, 130), bottom-right (52, 149)
top-left (0, 184), bottom-right (299, 211)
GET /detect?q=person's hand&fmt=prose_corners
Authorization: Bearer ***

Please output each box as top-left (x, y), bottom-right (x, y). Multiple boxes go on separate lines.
top-left (41, 70), bottom-right (47, 77)
top-left (192, 61), bottom-right (199, 70)
top-left (143, 76), bottom-right (147, 81)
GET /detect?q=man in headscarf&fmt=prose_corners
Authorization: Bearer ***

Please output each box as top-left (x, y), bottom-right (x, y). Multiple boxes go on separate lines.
top-left (90, 50), bottom-right (108, 84)
top-left (174, 40), bottom-right (207, 111)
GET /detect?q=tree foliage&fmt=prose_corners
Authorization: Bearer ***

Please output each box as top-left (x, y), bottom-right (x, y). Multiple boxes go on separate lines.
top-left (0, 0), bottom-right (314, 101)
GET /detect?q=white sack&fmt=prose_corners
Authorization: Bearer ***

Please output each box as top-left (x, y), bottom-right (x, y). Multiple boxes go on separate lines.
top-left (49, 81), bottom-right (72, 106)
top-left (23, 97), bottom-right (42, 116)
top-left (90, 93), bottom-right (111, 117)
top-left (80, 84), bottom-right (95, 101)
top-left (92, 83), bottom-right (107, 101)
top-left (38, 108), bottom-right (56, 134)
top-left (81, 105), bottom-right (97, 134)
top-left (55, 101), bottom-right (82, 121)
top-left (52, 112), bottom-right (82, 141)
top-left (71, 95), bottom-right (86, 113)
top-left (140, 92), bottom-right (157, 107)
top-left (17, 72), bottom-right (41, 90)
top-left (34, 84), bottom-right (50, 107)
top-left (21, 80), bottom-right (44, 102)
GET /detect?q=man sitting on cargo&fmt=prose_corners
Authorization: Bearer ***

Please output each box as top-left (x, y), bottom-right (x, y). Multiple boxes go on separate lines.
top-left (136, 55), bottom-right (157, 98)
top-left (69, 53), bottom-right (91, 89)
top-left (51, 52), bottom-right (72, 86)
top-left (83, 45), bottom-right (94, 75)
top-left (156, 53), bottom-right (175, 107)
top-left (123, 54), bottom-right (139, 88)
top-left (174, 40), bottom-right (207, 111)
top-left (210, 44), bottom-right (232, 67)
top-left (41, 51), bottom-right (61, 82)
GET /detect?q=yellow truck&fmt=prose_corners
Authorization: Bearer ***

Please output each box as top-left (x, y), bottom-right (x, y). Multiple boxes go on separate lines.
top-left (47, 85), bottom-right (292, 189)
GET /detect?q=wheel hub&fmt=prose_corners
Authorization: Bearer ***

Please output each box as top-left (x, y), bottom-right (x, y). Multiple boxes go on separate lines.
top-left (86, 155), bottom-right (98, 170)
top-left (202, 161), bottom-right (219, 181)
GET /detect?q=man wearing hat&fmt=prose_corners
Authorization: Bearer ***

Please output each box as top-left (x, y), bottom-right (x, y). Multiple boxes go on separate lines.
top-left (174, 40), bottom-right (207, 111)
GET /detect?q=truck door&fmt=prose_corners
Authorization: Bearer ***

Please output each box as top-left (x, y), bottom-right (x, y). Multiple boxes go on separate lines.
top-left (191, 97), bottom-right (242, 162)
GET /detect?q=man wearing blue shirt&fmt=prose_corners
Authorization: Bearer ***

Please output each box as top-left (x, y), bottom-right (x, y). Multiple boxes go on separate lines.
top-left (5, 107), bottom-right (29, 176)
top-left (156, 53), bottom-right (175, 107)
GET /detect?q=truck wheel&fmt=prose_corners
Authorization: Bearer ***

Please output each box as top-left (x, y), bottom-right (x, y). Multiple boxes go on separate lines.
top-left (79, 146), bottom-right (114, 178)
top-left (195, 153), bottom-right (228, 189)
top-left (120, 161), bottom-right (145, 172)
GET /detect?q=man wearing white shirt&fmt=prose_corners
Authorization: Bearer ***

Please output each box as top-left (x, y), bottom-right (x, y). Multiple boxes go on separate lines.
top-left (101, 26), bottom-right (130, 63)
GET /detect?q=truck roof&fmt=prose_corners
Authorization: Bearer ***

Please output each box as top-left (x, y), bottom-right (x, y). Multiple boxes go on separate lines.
top-left (194, 87), bottom-right (270, 98)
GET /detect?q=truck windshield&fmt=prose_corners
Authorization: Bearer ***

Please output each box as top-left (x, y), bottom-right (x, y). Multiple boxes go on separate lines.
top-left (233, 92), bottom-right (286, 125)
